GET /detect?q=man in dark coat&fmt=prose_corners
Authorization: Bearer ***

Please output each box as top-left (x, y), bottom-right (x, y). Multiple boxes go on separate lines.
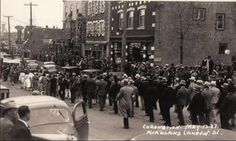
top-left (70, 73), bottom-right (79, 103)
top-left (85, 74), bottom-right (97, 108)
top-left (176, 80), bottom-right (189, 125)
top-left (58, 74), bottom-right (66, 100)
top-left (146, 79), bottom-right (158, 122)
top-left (96, 76), bottom-right (108, 111)
top-left (109, 76), bottom-right (121, 114)
top-left (218, 87), bottom-right (236, 129)
top-left (9, 106), bottom-right (32, 140)
top-left (159, 77), bottom-right (176, 126)
top-left (189, 85), bottom-right (206, 125)
top-left (50, 74), bottom-right (57, 97)
top-left (81, 75), bottom-right (88, 104)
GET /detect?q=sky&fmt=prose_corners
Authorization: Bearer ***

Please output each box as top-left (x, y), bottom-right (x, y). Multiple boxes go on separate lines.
top-left (1, 0), bottom-right (64, 32)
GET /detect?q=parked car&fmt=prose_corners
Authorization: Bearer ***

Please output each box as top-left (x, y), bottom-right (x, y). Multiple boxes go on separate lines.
top-left (109, 72), bottom-right (125, 79)
top-left (81, 69), bottom-right (102, 76)
top-left (0, 96), bottom-right (89, 140)
top-left (43, 64), bottom-right (58, 73)
top-left (61, 66), bottom-right (81, 75)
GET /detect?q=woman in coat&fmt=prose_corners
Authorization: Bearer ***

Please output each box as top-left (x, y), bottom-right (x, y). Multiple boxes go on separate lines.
top-left (116, 79), bottom-right (134, 129)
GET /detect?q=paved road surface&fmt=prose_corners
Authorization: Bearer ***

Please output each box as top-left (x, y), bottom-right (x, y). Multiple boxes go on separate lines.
top-left (1, 80), bottom-right (236, 140)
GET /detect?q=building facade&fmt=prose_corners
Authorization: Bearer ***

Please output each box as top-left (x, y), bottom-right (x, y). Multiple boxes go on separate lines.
top-left (110, 1), bottom-right (156, 66)
top-left (154, 2), bottom-right (236, 65)
top-left (23, 26), bottom-right (62, 59)
top-left (63, 0), bottom-right (86, 56)
top-left (85, 0), bottom-right (110, 59)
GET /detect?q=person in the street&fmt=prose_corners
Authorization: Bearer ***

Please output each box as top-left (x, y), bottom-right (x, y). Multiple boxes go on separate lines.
top-left (218, 85), bottom-right (236, 130)
top-left (116, 79), bottom-right (134, 129)
top-left (32, 72), bottom-right (39, 91)
top-left (85, 74), bottom-right (97, 108)
top-left (81, 75), bottom-right (88, 104)
top-left (209, 81), bottom-right (220, 122)
top-left (159, 77), bottom-right (176, 126)
top-left (109, 75), bottom-right (121, 114)
top-left (146, 78), bottom-right (158, 122)
top-left (50, 74), bottom-right (57, 97)
top-left (189, 85), bottom-right (206, 125)
top-left (0, 100), bottom-right (18, 140)
top-left (129, 80), bottom-right (138, 117)
top-left (64, 74), bottom-right (71, 99)
top-left (96, 75), bottom-right (108, 111)
top-left (176, 80), bottom-right (189, 125)
top-left (70, 73), bottom-right (79, 103)
top-left (9, 106), bottom-right (32, 140)
top-left (58, 74), bottom-right (66, 100)
top-left (202, 81), bottom-right (214, 125)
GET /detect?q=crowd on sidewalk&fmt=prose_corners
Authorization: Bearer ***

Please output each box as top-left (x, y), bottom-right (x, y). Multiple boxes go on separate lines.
top-left (1, 55), bottom-right (236, 130)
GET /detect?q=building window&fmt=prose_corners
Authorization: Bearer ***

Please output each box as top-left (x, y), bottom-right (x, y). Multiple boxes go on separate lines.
top-left (193, 8), bottom-right (206, 21)
top-left (94, 1), bottom-right (99, 15)
top-left (70, 4), bottom-right (73, 17)
top-left (87, 22), bottom-right (92, 36)
top-left (219, 43), bottom-right (228, 54)
top-left (100, 20), bottom-right (105, 36)
top-left (118, 12), bottom-right (124, 29)
top-left (216, 13), bottom-right (225, 31)
top-left (99, 0), bottom-right (105, 13)
top-left (127, 11), bottom-right (134, 28)
top-left (88, 2), bottom-right (92, 16)
top-left (138, 9), bottom-right (145, 28)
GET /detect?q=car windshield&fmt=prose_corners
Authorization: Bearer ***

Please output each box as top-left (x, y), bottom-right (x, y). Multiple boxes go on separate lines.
top-left (28, 107), bottom-right (72, 127)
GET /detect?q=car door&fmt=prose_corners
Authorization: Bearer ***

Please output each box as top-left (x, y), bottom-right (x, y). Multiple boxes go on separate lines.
top-left (72, 100), bottom-right (89, 140)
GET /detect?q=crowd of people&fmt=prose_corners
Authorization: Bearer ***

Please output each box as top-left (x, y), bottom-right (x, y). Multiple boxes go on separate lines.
top-left (1, 55), bottom-right (236, 131)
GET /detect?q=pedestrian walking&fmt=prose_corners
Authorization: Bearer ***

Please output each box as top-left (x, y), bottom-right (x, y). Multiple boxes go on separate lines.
top-left (109, 76), bottom-right (121, 114)
top-left (85, 74), bottom-right (97, 108)
top-left (116, 79), bottom-right (134, 129)
top-left (189, 85), bottom-right (206, 125)
top-left (176, 80), bottom-right (189, 125)
top-left (96, 76), bottom-right (108, 111)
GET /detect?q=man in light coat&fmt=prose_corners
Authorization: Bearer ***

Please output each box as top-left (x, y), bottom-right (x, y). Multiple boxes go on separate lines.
top-left (116, 79), bottom-right (134, 129)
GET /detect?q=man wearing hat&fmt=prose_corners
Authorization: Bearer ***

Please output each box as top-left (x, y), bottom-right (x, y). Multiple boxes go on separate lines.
top-left (189, 85), bottom-right (206, 125)
top-left (0, 100), bottom-right (18, 140)
top-left (202, 81), bottom-right (214, 125)
top-left (176, 80), bottom-right (189, 125)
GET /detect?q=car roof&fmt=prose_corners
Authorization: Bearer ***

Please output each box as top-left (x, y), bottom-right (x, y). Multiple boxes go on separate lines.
top-left (62, 66), bottom-right (79, 69)
top-left (1, 96), bottom-right (68, 109)
top-left (82, 69), bottom-right (102, 72)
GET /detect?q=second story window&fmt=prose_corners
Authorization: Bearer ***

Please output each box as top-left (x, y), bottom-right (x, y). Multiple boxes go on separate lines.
top-left (216, 13), bottom-right (225, 31)
top-left (139, 9), bottom-right (145, 28)
top-left (127, 11), bottom-right (134, 28)
top-left (193, 8), bottom-right (206, 21)
top-left (118, 12), bottom-right (124, 29)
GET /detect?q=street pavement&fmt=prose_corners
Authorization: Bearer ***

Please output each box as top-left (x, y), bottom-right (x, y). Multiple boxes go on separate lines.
top-left (1, 80), bottom-right (236, 140)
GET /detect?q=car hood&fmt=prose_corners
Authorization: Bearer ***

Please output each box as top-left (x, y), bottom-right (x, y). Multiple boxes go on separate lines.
top-left (30, 123), bottom-right (78, 138)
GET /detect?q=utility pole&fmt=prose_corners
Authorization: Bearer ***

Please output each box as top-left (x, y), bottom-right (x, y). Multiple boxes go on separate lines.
top-left (24, 2), bottom-right (38, 37)
top-left (4, 16), bottom-right (13, 59)
top-left (121, 1), bottom-right (127, 72)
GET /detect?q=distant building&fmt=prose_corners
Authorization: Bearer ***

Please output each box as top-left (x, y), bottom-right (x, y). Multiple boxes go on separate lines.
top-left (109, 1), bottom-right (156, 64)
top-left (23, 26), bottom-right (62, 58)
top-left (154, 2), bottom-right (236, 65)
top-left (63, 0), bottom-right (86, 56)
top-left (85, 0), bottom-right (110, 59)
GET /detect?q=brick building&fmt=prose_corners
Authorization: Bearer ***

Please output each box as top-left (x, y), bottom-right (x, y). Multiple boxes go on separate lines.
top-left (85, 0), bottom-right (110, 59)
top-left (154, 2), bottom-right (236, 65)
top-left (63, 0), bottom-right (86, 56)
top-left (110, 1), bottom-right (156, 65)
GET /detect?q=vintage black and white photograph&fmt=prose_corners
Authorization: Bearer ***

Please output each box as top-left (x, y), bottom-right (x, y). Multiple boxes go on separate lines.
top-left (0, 0), bottom-right (236, 140)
